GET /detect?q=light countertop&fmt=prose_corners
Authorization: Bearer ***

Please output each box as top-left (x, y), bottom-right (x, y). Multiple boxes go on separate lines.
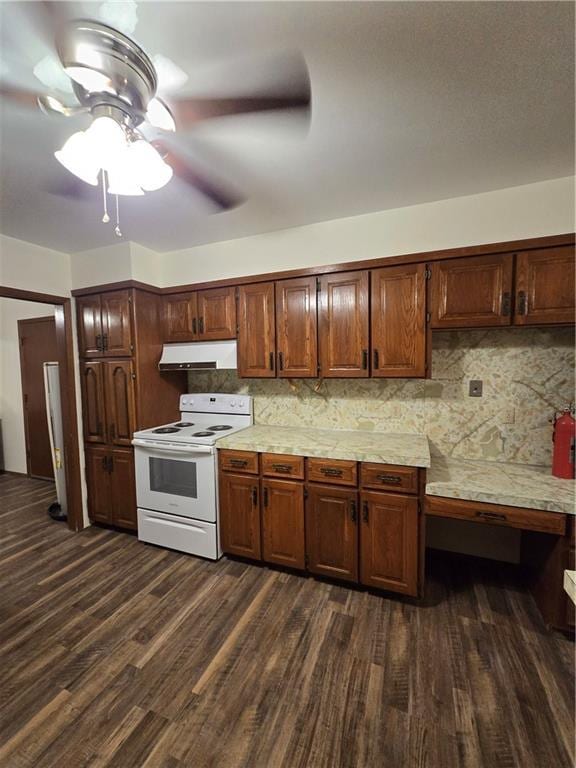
top-left (217, 425), bottom-right (431, 468)
top-left (564, 571), bottom-right (576, 605)
top-left (426, 457), bottom-right (575, 515)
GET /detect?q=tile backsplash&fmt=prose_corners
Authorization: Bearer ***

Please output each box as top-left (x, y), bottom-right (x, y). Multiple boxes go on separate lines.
top-left (188, 327), bottom-right (575, 466)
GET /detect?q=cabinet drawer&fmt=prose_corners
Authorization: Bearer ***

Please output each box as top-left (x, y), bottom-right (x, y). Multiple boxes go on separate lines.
top-left (219, 449), bottom-right (259, 475)
top-left (261, 453), bottom-right (305, 480)
top-left (361, 463), bottom-right (418, 494)
top-left (307, 458), bottom-right (357, 486)
top-left (425, 495), bottom-right (567, 535)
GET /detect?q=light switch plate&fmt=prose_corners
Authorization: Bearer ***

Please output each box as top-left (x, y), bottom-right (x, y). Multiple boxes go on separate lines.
top-left (469, 380), bottom-right (483, 397)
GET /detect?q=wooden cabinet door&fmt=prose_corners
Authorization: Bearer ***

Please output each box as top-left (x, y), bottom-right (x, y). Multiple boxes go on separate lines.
top-left (371, 264), bottom-right (426, 377)
top-left (110, 448), bottom-right (137, 530)
top-left (514, 246), bottom-right (575, 325)
top-left (360, 491), bottom-right (419, 596)
top-left (76, 295), bottom-right (103, 358)
top-left (197, 287), bottom-right (237, 340)
top-left (219, 472), bottom-right (261, 559)
top-left (80, 361), bottom-right (107, 443)
top-left (101, 290), bottom-right (133, 356)
top-left (237, 282), bottom-right (276, 378)
top-left (430, 254), bottom-right (513, 328)
top-left (85, 446), bottom-right (112, 524)
top-left (306, 485), bottom-right (358, 582)
top-left (163, 293), bottom-right (198, 341)
top-left (105, 360), bottom-right (136, 446)
top-left (262, 479), bottom-right (305, 569)
top-left (318, 271), bottom-right (369, 377)
top-left (275, 276), bottom-right (318, 378)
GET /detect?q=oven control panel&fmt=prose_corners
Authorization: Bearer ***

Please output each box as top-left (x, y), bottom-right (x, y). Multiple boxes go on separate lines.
top-left (179, 393), bottom-right (253, 415)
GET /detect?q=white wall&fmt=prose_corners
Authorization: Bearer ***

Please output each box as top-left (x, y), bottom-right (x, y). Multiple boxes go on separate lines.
top-left (160, 176), bottom-right (575, 285)
top-left (0, 299), bottom-right (56, 473)
top-left (70, 242), bottom-right (132, 290)
top-left (0, 234), bottom-right (71, 295)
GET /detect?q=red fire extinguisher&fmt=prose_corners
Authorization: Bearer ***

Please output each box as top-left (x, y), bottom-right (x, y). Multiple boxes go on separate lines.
top-left (552, 405), bottom-right (576, 479)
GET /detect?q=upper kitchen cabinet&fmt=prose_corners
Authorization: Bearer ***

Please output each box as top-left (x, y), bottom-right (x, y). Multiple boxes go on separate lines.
top-left (238, 282), bottom-right (276, 378)
top-left (77, 290), bottom-right (133, 357)
top-left (371, 263), bottom-right (427, 377)
top-left (514, 246), bottom-right (575, 326)
top-left (163, 292), bottom-right (198, 341)
top-left (163, 287), bottom-right (236, 342)
top-left (276, 276), bottom-right (318, 378)
top-left (318, 271), bottom-right (369, 377)
top-left (197, 287), bottom-right (237, 340)
top-left (430, 254), bottom-right (513, 329)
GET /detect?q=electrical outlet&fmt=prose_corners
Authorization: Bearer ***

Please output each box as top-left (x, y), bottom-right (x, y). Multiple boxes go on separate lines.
top-left (469, 380), bottom-right (483, 397)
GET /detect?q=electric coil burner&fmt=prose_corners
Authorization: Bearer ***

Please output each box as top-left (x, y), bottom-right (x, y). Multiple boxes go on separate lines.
top-left (132, 393), bottom-right (253, 561)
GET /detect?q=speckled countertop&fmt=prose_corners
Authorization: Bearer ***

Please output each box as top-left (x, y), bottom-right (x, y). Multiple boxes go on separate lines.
top-left (217, 425), bottom-right (431, 468)
top-left (426, 457), bottom-right (575, 515)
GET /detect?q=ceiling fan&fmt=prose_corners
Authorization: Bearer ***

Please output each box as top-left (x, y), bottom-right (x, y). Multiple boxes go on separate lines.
top-left (0, 2), bottom-right (311, 235)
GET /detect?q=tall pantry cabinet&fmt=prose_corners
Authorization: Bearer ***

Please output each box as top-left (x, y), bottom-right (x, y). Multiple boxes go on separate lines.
top-left (76, 287), bottom-right (186, 530)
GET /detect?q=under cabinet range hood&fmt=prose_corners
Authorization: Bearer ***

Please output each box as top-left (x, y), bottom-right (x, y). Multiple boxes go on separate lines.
top-left (158, 340), bottom-right (238, 372)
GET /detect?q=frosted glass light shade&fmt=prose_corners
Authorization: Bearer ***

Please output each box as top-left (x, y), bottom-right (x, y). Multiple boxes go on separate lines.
top-left (107, 162), bottom-right (144, 196)
top-left (85, 116), bottom-right (127, 171)
top-left (127, 140), bottom-right (173, 191)
top-left (54, 131), bottom-right (100, 185)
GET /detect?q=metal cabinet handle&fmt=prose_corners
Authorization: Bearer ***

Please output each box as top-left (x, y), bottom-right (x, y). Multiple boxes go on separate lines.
top-left (501, 292), bottom-right (511, 316)
top-left (362, 500), bottom-right (369, 523)
top-left (278, 351), bottom-right (284, 371)
top-left (269, 352), bottom-right (275, 371)
top-left (251, 487), bottom-right (258, 506)
top-left (192, 317), bottom-right (197, 335)
top-left (362, 349), bottom-right (368, 370)
top-left (475, 511), bottom-right (507, 522)
top-left (272, 463), bottom-right (292, 473)
top-left (229, 458), bottom-right (248, 468)
top-left (320, 467), bottom-right (343, 477)
top-left (376, 474), bottom-right (401, 485)
top-left (517, 291), bottom-right (527, 316)
top-left (199, 317), bottom-right (205, 334)
top-left (96, 334), bottom-right (103, 352)
top-left (102, 334), bottom-right (109, 352)
top-left (350, 500), bottom-right (357, 523)
top-left (373, 349), bottom-right (379, 370)
top-left (263, 486), bottom-right (269, 507)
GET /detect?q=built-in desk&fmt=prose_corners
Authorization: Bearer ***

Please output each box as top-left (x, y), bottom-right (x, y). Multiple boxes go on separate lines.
top-left (425, 457), bottom-right (575, 632)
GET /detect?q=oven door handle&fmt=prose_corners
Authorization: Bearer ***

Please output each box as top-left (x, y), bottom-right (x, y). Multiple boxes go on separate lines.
top-left (131, 439), bottom-right (213, 455)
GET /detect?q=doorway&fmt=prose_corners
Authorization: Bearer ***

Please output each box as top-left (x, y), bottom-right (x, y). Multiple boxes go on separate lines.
top-left (17, 316), bottom-right (58, 480)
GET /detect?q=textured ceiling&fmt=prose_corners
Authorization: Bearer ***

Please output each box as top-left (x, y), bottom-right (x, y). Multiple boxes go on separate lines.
top-left (0, 1), bottom-right (574, 253)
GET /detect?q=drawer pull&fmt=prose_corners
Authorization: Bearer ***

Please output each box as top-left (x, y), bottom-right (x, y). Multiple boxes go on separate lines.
top-left (251, 487), bottom-right (258, 506)
top-left (517, 291), bottom-right (527, 316)
top-left (362, 349), bottom-right (368, 370)
top-left (475, 511), bottom-right (507, 522)
top-left (272, 463), bottom-right (293, 473)
top-left (376, 474), bottom-right (401, 485)
top-left (350, 500), bottom-right (357, 523)
top-left (229, 459), bottom-right (248, 468)
top-left (362, 501), bottom-right (369, 523)
top-left (320, 467), bottom-right (343, 477)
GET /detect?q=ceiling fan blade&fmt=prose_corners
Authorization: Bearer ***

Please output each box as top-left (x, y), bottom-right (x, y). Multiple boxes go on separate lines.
top-left (170, 94), bottom-right (311, 129)
top-left (38, 94), bottom-right (88, 117)
top-left (152, 140), bottom-right (243, 210)
top-left (0, 85), bottom-right (43, 109)
top-left (44, 175), bottom-right (94, 200)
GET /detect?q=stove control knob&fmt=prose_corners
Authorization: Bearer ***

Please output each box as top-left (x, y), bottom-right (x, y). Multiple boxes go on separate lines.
top-left (230, 400), bottom-right (236, 407)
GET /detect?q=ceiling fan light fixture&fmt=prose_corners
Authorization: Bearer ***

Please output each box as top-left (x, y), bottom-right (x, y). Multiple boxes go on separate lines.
top-left (127, 139), bottom-right (173, 191)
top-left (85, 115), bottom-right (127, 170)
top-left (54, 131), bottom-right (100, 186)
top-left (107, 166), bottom-right (144, 196)
top-left (146, 98), bottom-right (176, 132)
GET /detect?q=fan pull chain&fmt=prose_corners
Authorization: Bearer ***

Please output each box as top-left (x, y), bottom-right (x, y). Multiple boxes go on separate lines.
top-left (101, 170), bottom-right (110, 223)
top-left (114, 194), bottom-right (122, 237)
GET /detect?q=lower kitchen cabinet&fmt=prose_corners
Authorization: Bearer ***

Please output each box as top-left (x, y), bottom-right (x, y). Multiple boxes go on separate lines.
top-left (219, 472), bottom-right (261, 560)
top-left (85, 445), bottom-right (137, 530)
top-left (360, 491), bottom-right (419, 596)
top-left (306, 484), bottom-right (358, 582)
top-left (261, 479), bottom-right (305, 570)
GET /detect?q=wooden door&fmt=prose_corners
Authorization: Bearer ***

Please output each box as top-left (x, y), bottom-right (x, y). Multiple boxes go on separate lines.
top-left (237, 282), bottom-right (276, 378)
top-left (101, 290), bottom-right (133, 356)
top-left (85, 445), bottom-right (112, 524)
top-left (371, 264), bottom-right (427, 377)
top-left (275, 276), bottom-right (318, 378)
top-left (430, 254), bottom-right (513, 328)
top-left (197, 286), bottom-right (237, 340)
top-left (514, 246), bottom-right (575, 325)
top-left (80, 361), bottom-right (107, 443)
top-left (76, 295), bottom-right (103, 358)
top-left (306, 484), bottom-right (358, 582)
top-left (17, 316), bottom-right (58, 480)
top-left (110, 448), bottom-right (137, 530)
top-left (318, 271), bottom-right (369, 377)
top-left (219, 472), bottom-right (261, 559)
top-left (360, 491), bottom-right (419, 596)
top-left (163, 292), bottom-right (198, 341)
top-left (261, 479), bottom-right (305, 569)
top-left (105, 360), bottom-right (136, 446)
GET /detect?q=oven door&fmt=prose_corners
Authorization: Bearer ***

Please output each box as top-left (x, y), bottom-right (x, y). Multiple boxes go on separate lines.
top-left (132, 439), bottom-right (217, 522)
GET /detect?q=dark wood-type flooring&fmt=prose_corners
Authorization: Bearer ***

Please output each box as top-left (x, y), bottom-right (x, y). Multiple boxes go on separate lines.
top-left (0, 474), bottom-right (574, 768)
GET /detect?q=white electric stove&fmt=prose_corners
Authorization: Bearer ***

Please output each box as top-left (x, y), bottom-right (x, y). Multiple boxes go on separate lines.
top-left (133, 393), bottom-right (253, 559)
